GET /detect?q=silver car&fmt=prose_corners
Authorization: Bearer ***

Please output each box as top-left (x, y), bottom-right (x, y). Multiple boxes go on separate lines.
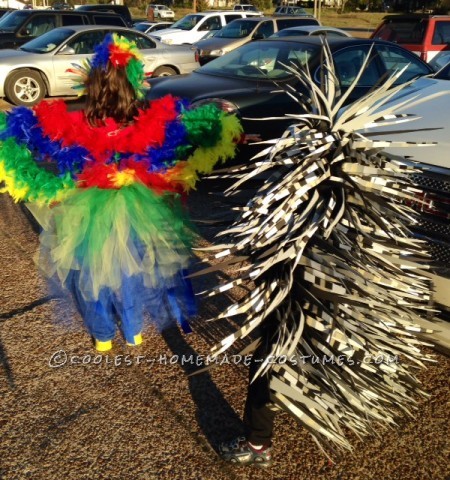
top-left (0, 25), bottom-right (199, 106)
top-left (358, 65), bottom-right (450, 312)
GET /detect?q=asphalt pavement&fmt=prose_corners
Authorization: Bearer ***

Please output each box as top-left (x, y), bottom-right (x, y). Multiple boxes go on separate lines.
top-left (0, 189), bottom-right (449, 480)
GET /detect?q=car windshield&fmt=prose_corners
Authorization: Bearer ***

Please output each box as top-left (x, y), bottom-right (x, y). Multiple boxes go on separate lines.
top-left (0, 10), bottom-right (30, 31)
top-left (200, 40), bottom-right (319, 80)
top-left (19, 28), bottom-right (75, 53)
top-left (171, 14), bottom-right (204, 30)
top-left (214, 20), bottom-right (257, 39)
top-left (134, 22), bottom-right (150, 32)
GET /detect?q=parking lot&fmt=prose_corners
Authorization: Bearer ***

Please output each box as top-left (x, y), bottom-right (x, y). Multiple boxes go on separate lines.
top-left (1, 155), bottom-right (449, 479)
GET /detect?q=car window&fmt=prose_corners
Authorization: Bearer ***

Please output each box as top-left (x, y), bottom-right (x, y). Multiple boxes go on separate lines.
top-left (376, 44), bottom-right (432, 84)
top-left (255, 21), bottom-right (274, 39)
top-left (198, 15), bottom-right (221, 32)
top-left (116, 30), bottom-right (156, 49)
top-left (0, 10), bottom-right (30, 30)
top-left (224, 14), bottom-right (243, 23)
top-left (134, 22), bottom-right (149, 32)
top-left (22, 15), bottom-right (57, 37)
top-left (435, 61), bottom-right (450, 79)
top-left (171, 14), bottom-right (203, 31)
top-left (215, 19), bottom-right (256, 39)
top-left (66, 30), bottom-right (106, 54)
top-left (333, 46), bottom-right (380, 87)
top-left (19, 27), bottom-right (75, 53)
top-left (200, 41), bottom-right (320, 80)
top-left (93, 14), bottom-right (126, 26)
top-left (432, 21), bottom-right (450, 45)
top-left (373, 19), bottom-right (426, 43)
top-left (61, 14), bottom-right (87, 26)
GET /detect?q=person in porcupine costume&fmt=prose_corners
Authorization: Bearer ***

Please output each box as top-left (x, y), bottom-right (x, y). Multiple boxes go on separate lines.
top-left (0, 33), bottom-right (242, 352)
top-left (197, 43), bottom-right (442, 466)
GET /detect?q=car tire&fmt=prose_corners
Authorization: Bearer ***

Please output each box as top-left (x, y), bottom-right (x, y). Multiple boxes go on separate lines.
top-left (153, 66), bottom-right (178, 77)
top-left (5, 69), bottom-right (46, 106)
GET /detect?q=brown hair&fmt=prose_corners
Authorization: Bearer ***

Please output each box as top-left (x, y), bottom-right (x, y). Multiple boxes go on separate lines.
top-left (84, 63), bottom-right (142, 127)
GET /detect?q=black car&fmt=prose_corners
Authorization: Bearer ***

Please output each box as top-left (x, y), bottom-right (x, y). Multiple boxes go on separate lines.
top-left (147, 37), bottom-right (434, 160)
top-left (0, 9), bottom-right (127, 49)
top-left (75, 4), bottom-right (133, 27)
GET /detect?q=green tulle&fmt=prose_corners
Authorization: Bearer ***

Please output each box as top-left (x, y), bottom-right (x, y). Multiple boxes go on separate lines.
top-left (31, 182), bottom-right (195, 300)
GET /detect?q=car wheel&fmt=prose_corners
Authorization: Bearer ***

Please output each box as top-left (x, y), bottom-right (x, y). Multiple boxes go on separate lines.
top-left (153, 66), bottom-right (177, 77)
top-left (5, 69), bottom-right (46, 106)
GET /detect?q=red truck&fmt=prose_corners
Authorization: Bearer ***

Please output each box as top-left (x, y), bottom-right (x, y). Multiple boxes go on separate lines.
top-left (371, 14), bottom-right (450, 65)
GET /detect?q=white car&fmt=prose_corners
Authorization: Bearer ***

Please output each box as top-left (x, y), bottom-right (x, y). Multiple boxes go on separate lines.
top-left (233, 4), bottom-right (264, 15)
top-left (357, 65), bottom-right (450, 311)
top-left (153, 10), bottom-right (262, 45)
top-left (148, 4), bottom-right (175, 19)
top-left (134, 21), bottom-right (174, 35)
top-left (0, 25), bottom-right (199, 106)
top-left (270, 25), bottom-right (352, 38)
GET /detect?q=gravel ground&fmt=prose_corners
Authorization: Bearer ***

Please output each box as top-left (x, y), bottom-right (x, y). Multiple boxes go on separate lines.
top-left (0, 187), bottom-right (449, 480)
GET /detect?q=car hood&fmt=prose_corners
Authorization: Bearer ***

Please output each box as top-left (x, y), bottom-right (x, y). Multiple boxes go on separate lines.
top-left (148, 71), bottom-right (269, 101)
top-left (154, 28), bottom-right (183, 37)
top-left (357, 76), bottom-right (450, 168)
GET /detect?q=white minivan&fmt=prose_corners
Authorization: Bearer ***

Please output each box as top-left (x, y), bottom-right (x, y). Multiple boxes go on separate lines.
top-left (152, 10), bottom-right (261, 45)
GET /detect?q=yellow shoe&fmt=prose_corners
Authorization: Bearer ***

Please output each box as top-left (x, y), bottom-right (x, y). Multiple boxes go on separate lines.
top-left (95, 339), bottom-right (112, 352)
top-left (126, 333), bottom-right (142, 347)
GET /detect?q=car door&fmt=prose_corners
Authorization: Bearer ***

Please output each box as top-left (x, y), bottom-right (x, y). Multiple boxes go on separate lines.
top-left (18, 14), bottom-right (58, 46)
top-left (115, 29), bottom-right (161, 72)
top-left (52, 29), bottom-right (107, 95)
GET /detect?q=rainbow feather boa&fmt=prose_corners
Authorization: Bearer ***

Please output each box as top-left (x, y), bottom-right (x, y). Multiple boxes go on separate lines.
top-left (0, 95), bottom-right (243, 204)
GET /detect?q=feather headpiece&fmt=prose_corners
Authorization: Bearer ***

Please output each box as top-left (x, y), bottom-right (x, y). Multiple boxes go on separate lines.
top-left (66, 33), bottom-right (148, 99)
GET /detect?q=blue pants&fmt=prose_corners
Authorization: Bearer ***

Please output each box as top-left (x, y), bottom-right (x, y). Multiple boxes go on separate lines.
top-left (66, 270), bottom-right (143, 343)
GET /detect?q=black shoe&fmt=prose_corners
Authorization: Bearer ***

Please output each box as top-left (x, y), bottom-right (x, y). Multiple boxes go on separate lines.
top-left (219, 436), bottom-right (273, 468)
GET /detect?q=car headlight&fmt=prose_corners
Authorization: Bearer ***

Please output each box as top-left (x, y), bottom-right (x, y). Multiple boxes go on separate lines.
top-left (161, 38), bottom-right (173, 45)
top-left (210, 49), bottom-right (224, 56)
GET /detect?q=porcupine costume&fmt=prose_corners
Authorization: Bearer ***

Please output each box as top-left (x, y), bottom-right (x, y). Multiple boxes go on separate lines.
top-left (198, 42), bottom-right (442, 456)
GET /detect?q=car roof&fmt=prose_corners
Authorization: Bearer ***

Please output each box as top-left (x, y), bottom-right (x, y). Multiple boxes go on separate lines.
top-left (282, 25), bottom-right (344, 31)
top-left (49, 25), bottom-right (136, 33)
top-left (263, 36), bottom-right (392, 47)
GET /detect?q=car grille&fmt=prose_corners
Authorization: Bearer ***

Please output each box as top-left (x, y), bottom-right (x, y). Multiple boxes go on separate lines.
top-left (408, 169), bottom-right (450, 277)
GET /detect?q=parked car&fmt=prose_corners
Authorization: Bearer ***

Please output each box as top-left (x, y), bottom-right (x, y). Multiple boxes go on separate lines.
top-left (355, 64), bottom-right (450, 309)
top-left (0, 9), bottom-right (127, 49)
top-left (148, 4), bottom-right (175, 19)
top-left (270, 25), bottom-right (352, 38)
top-left (273, 5), bottom-right (312, 16)
top-left (51, 2), bottom-right (73, 10)
top-left (152, 10), bottom-right (262, 45)
top-left (133, 21), bottom-right (174, 34)
top-left (233, 4), bottom-right (264, 15)
top-left (370, 14), bottom-right (450, 64)
top-left (194, 15), bottom-right (321, 65)
top-left (75, 4), bottom-right (133, 27)
top-left (0, 25), bottom-right (199, 106)
top-left (147, 37), bottom-right (433, 160)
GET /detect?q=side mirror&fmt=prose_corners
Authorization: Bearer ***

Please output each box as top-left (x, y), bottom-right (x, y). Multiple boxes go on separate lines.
top-left (58, 45), bottom-right (76, 55)
top-left (252, 32), bottom-right (264, 40)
